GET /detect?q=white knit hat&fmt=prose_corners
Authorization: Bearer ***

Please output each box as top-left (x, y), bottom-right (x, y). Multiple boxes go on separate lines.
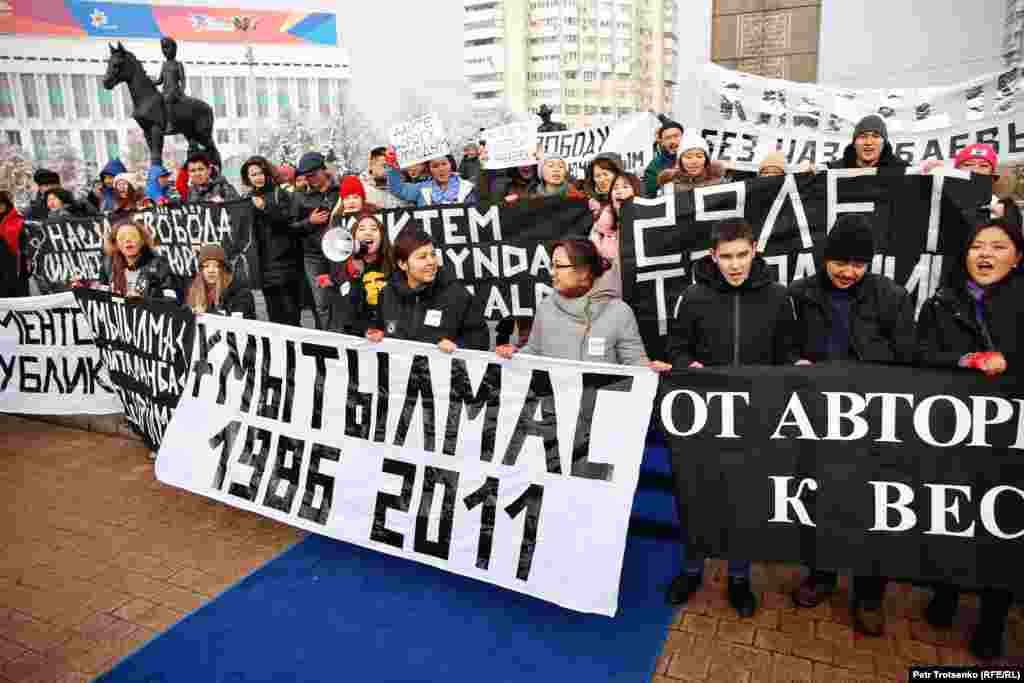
top-left (679, 130), bottom-right (709, 156)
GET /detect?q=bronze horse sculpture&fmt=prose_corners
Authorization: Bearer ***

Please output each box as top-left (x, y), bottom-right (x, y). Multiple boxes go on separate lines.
top-left (102, 42), bottom-right (221, 169)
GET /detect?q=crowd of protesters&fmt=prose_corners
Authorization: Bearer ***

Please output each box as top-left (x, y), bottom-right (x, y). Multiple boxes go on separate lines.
top-left (1, 115), bottom-right (1022, 659)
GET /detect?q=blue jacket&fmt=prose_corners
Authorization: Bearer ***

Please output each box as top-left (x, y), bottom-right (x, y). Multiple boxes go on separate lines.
top-left (385, 166), bottom-right (477, 208)
top-left (99, 158), bottom-right (126, 212)
top-left (146, 165), bottom-right (172, 202)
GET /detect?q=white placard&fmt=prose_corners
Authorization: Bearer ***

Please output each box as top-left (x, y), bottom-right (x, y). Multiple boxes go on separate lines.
top-left (389, 113), bottom-right (451, 168)
top-left (536, 112), bottom-right (660, 179)
top-left (483, 121), bottom-right (540, 170)
top-left (157, 315), bottom-right (657, 616)
top-left (0, 292), bottom-right (121, 415)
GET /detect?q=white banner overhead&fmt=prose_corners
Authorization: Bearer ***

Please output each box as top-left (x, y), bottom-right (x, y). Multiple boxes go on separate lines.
top-left (0, 293), bottom-right (121, 415)
top-left (157, 315), bottom-right (658, 616)
top-left (697, 62), bottom-right (1024, 171)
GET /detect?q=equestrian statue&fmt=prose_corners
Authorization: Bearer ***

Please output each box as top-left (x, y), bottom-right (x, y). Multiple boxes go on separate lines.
top-left (103, 39), bottom-right (222, 170)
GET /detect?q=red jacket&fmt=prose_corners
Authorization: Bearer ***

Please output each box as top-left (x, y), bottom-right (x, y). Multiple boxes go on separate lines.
top-left (0, 208), bottom-right (24, 275)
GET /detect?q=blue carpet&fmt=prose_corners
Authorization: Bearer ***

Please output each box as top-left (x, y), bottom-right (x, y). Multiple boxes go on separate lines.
top-left (98, 513), bottom-right (680, 683)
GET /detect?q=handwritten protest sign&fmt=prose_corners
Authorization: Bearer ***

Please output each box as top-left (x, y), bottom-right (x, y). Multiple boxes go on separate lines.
top-left (483, 121), bottom-right (539, 170)
top-left (389, 113), bottom-right (451, 168)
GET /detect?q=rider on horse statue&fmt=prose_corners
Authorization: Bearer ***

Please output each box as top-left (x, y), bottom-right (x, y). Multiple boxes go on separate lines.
top-left (153, 37), bottom-right (185, 135)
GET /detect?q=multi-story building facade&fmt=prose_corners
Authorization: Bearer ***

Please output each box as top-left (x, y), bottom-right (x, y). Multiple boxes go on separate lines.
top-left (710, 0), bottom-right (821, 83)
top-left (464, 0), bottom-right (678, 128)
top-left (0, 1), bottom-right (349, 180)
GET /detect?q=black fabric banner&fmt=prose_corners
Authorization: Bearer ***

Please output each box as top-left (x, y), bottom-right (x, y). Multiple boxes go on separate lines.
top-left (25, 200), bottom-right (259, 292)
top-left (620, 172), bottom-right (991, 359)
top-left (74, 288), bottom-right (196, 451)
top-left (335, 197), bottom-right (592, 321)
top-left (659, 363), bottom-right (1024, 591)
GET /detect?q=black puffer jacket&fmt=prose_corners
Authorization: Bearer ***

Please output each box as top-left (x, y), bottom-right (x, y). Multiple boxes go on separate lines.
top-left (667, 255), bottom-right (799, 367)
top-left (327, 260), bottom-right (390, 337)
top-left (373, 268), bottom-right (489, 350)
top-left (789, 271), bottom-right (917, 364)
top-left (290, 181), bottom-right (340, 259)
top-left (187, 176), bottom-right (239, 203)
top-left (249, 185), bottom-right (301, 289)
top-left (917, 269), bottom-right (1023, 371)
top-left (827, 140), bottom-right (909, 170)
top-left (98, 249), bottom-right (181, 301)
top-left (211, 274), bottom-right (257, 319)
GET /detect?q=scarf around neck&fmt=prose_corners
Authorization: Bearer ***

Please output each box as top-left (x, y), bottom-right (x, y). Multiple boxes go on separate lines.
top-left (553, 289), bottom-right (594, 324)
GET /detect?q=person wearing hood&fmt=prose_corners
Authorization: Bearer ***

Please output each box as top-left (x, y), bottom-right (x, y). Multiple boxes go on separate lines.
top-left (361, 147), bottom-right (408, 209)
top-left (26, 168), bottom-right (61, 221)
top-left (915, 218), bottom-right (1022, 660)
top-left (186, 152), bottom-right (239, 203)
top-left (664, 218), bottom-right (804, 617)
top-left (186, 243), bottom-right (256, 319)
top-left (643, 120), bottom-right (683, 197)
top-left (0, 191), bottom-right (28, 297)
top-left (146, 165), bottom-right (175, 204)
top-left (240, 155), bottom-right (302, 326)
top-left (786, 215), bottom-right (917, 637)
top-left (827, 114), bottom-right (908, 170)
top-left (583, 153), bottom-right (624, 202)
top-left (496, 238), bottom-right (669, 370)
top-left (367, 228), bottom-right (488, 352)
top-left (385, 149), bottom-right (478, 207)
top-left (109, 173), bottom-right (148, 221)
top-left (99, 158), bottom-right (127, 212)
top-left (657, 130), bottom-right (725, 195)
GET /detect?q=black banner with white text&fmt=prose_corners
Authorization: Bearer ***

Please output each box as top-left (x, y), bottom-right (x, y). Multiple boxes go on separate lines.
top-left (659, 363), bottom-right (1024, 591)
top-left (621, 171), bottom-right (991, 359)
top-left (24, 200), bottom-right (259, 292)
top-left (74, 288), bottom-right (196, 451)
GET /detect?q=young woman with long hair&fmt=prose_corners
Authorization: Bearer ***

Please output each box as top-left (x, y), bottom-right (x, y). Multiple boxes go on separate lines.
top-left (186, 243), bottom-right (255, 318)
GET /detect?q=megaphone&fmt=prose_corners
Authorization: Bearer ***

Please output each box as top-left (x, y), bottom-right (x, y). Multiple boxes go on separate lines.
top-left (322, 227), bottom-right (370, 262)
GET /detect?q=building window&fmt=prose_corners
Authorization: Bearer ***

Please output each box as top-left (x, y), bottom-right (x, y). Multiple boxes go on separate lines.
top-left (334, 79), bottom-right (346, 111)
top-left (5, 130), bottom-right (22, 147)
top-left (188, 76), bottom-right (203, 101)
top-left (94, 76), bottom-right (114, 118)
top-left (276, 78), bottom-right (290, 110)
top-left (234, 78), bottom-right (248, 118)
top-left (297, 79), bottom-right (310, 113)
top-left (564, 71), bottom-right (578, 79)
top-left (120, 85), bottom-right (132, 119)
top-left (565, 105), bottom-right (580, 115)
top-left (80, 130), bottom-right (96, 163)
top-left (71, 75), bottom-right (90, 119)
top-left (318, 78), bottom-right (331, 117)
top-left (585, 105), bottom-right (597, 114)
top-left (216, 129), bottom-right (230, 145)
top-left (0, 75), bottom-right (13, 118)
top-left (473, 91), bottom-right (500, 100)
top-left (583, 71), bottom-right (596, 82)
top-left (465, 38), bottom-right (497, 47)
top-left (46, 75), bottom-right (65, 118)
top-left (21, 75), bottom-right (40, 119)
top-left (30, 130), bottom-right (46, 160)
top-left (238, 128), bottom-right (249, 146)
top-left (212, 77), bottom-right (227, 118)
top-left (255, 78), bottom-right (269, 118)
top-left (465, 19), bottom-right (496, 30)
top-left (104, 130), bottom-right (119, 159)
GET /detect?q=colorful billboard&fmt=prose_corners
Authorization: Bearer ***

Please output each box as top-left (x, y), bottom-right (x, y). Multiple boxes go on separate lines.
top-left (4, 0), bottom-right (337, 46)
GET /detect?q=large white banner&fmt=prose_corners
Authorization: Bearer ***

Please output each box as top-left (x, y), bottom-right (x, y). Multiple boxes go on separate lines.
top-left (157, 315), bottom-right (657, 616)
top-left (537, 112), bottom-right (660, 179)
top-left (697, 62), bottom-right (1024, 171)
top-left (0, 293), bottom-right (121, 415)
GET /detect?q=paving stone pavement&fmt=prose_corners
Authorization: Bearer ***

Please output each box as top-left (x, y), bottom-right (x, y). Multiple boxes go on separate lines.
top-left (0, 414), bottom-right (1020, 682)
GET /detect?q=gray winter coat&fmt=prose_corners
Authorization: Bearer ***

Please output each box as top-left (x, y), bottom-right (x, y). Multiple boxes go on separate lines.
top-left (520, 290), bottom-right (648, 366)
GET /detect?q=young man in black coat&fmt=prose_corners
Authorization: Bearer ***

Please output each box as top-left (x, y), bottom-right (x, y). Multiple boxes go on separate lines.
top-left (827, 115), bottom-right (909, 170)
top-left (665, 218), bottom-right (803, 618)
top-left (787, 214), bottom-right (916, 637)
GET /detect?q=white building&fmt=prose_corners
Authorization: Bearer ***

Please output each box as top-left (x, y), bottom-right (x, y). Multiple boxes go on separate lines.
top-left (463, 0), bottom-right (679, 128)
top-left (0, 1), bottom-right (350, 180)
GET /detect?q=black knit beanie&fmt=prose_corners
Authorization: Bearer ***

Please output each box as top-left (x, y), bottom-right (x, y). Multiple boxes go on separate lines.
top-left (853, 114), bottom-right (887, 142)
top-left (825, 215), bottom-right (875, 263)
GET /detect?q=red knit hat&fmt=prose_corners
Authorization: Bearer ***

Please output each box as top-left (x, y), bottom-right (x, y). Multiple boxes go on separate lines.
top-left (954, 143), bottom-right (998, 171)
top-left (339, 175), bottom-right (366, 200)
